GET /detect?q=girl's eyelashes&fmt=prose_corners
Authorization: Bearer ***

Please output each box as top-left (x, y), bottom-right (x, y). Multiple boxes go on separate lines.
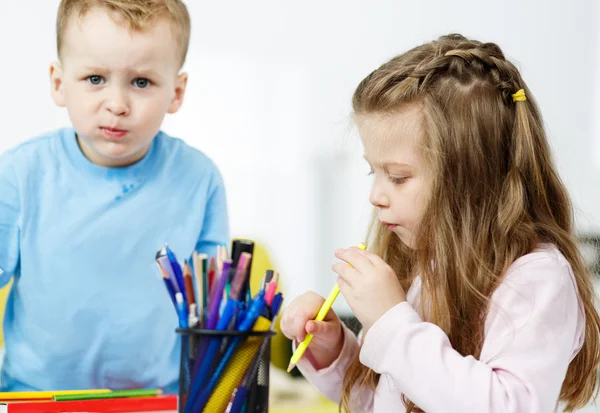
top-left (368, 167), bottom-right (408, 185)
top-left (388, 176), bottom-right (408, 185)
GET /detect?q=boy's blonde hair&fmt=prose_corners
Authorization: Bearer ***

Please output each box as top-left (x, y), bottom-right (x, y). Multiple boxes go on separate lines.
top-left (56, 0), bottom-right (191, 67)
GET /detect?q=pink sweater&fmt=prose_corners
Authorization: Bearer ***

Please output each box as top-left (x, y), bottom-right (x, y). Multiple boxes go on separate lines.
top-left (298, 244), bottom-right (586, 412)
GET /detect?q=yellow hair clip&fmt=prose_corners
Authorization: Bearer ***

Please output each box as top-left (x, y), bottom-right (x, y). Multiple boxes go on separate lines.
top-left (512, 89), bottom-right (527, 102)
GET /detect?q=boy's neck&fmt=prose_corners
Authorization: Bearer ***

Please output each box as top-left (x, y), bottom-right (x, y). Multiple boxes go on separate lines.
top-left (75, 134), bottom-right (151, 168)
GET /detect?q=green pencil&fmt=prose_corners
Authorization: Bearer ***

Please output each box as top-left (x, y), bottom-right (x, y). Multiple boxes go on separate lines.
top-left (53, 388), bottom-right (162, 401)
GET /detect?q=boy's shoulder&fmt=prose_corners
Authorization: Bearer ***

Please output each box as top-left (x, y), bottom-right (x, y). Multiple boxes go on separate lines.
top-left (157, 131), bottom-right (222, 177)
top-left (0, 128), bottom-right (66, 171)
top-left (3, 129), bottom-right (62, 156)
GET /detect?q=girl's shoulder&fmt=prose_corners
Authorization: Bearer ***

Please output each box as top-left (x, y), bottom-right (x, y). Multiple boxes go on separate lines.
top-left (491, 243), bottom-right (582, 324)
top-left (499, 243), bottom-right (576, 294)
top-left (507, 243), bottom-right (569, 274)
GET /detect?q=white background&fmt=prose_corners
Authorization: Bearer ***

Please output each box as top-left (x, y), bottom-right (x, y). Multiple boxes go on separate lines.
top-left (2, 1), bottom-right (600, 411)
top-left (1, 0), bottom-right (599, 319)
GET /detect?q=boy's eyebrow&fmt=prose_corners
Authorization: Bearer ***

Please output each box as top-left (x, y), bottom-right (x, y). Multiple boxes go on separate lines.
top-left (80, 65), bottom-right (163, 78)
top-left (132, 68), bottom-right (163, 78)
top-left (81, 65), bottom-right (108, 72)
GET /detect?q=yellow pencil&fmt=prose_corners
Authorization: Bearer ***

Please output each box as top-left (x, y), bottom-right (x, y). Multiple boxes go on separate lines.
top-left (0, 389), bottom-right (111, 400)
top-left (287, 242), bottom-right (367, 372)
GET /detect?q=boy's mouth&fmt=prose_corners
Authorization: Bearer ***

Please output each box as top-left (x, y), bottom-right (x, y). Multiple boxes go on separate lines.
top-left (100, 127), bottom-right (128, 139)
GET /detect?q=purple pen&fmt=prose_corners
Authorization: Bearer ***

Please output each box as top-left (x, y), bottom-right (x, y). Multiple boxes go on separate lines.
top-left (206, 259), bottom-right (232, 329)
top-left (189, 259), bottom-right (233, 378)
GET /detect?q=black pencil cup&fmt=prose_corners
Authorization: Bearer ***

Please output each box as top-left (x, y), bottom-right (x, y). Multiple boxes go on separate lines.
top-left (176, 328), bottom-right (276, 413)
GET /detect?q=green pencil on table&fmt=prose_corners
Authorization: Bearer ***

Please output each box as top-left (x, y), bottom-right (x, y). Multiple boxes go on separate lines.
top-left (53, 388), bottom-right (162, 401)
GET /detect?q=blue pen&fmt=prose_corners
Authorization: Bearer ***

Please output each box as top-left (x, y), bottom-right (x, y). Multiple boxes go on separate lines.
top-left (163, 278), bottom-right (177, 307)
top-left (191, 299), bottom-right (240, 391)
top-left (187, 254), bottom-right (251, 402)
top-left (270, 293), bottom-right (284, 320)
top-left (228, 293), bottom-right (282, 413)
top-left (226, 390), bottom-right (248, 413)
top-left (235, 308), bottom-right (247, 329)
top-left (165, 245), bottom-right (187, 303)
top-left (188, 291), bottom-right (267, 413)
top-left (225, 387), bottom-right (246, 413)
top-left (156, 264), bottom-right (177, 307)
top-left (156, 253), bottom-right (181, 298)
top-left (175, 292), bottom-right (188, 328)
top-left (246, 287), bottom-right (252, 306)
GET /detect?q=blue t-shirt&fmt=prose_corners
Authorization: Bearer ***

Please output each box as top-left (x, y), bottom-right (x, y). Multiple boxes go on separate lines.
top-left (0, 128), bottom-right (229, 391)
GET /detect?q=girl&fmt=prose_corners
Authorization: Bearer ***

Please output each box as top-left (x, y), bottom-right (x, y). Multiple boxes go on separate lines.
top-left (280, 34), bottom-right (600, 413)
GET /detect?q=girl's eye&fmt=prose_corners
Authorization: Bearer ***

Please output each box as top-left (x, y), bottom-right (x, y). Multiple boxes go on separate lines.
top-left (388, 176), bottom-right (408, 185)
top-left (367, 169), bottom-right (374, 176)
top-left (87, 75), bottom-right (105, 85)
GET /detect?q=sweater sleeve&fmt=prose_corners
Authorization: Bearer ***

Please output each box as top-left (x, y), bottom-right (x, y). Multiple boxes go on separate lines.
top-left (296, 323), bottom-right (374, 412)
top-left (359, 252), bottom-right (584, 413)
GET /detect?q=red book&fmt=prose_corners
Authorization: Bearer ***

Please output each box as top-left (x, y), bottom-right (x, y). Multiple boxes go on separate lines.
top-left (0, 395), bottom-right (177, 412)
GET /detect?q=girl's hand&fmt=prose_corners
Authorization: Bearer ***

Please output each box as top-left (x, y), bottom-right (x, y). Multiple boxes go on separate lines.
top-left (333, 246), bottom-right (407, 331)
top-left (280, 291), bottom-right (344, 369)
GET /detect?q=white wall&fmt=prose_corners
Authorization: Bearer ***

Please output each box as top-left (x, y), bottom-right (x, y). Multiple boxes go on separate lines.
top-left (1, 0), bottom-right (599, 316)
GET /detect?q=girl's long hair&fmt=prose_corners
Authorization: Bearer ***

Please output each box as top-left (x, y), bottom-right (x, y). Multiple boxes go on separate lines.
top-left (341, 34), bottom-right (600, 413)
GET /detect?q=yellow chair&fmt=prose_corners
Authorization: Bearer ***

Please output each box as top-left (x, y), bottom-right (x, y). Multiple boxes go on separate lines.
top-left (243, 240), bottom-right (339, 413)
top-left (237, 239), bottom-right (290, 372)
top-left (0, 280), bottom-right (11, 346)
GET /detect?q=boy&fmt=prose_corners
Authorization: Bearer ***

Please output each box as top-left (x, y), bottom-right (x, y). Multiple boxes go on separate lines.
top-left (0, 0), bottom-right (229, 391)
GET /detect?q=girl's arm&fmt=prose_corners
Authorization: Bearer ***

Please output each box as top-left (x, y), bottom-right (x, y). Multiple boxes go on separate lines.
top-left (297, 323), bottom-right (374, 412)
top-left (359, 251), bottom-right (584, 413)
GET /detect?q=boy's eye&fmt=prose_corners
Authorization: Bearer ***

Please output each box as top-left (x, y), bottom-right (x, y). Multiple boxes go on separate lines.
top-left (133, 78), bottom-right (151, 88)
top-left (87, 75), bottom-right (105, 85)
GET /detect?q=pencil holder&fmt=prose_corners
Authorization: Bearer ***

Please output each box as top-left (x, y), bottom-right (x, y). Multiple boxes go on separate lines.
top-left (176, 328), bottom-right (276, 413)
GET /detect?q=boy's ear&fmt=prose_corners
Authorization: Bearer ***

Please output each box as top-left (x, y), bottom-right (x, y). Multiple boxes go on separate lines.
top-left (168, 72), bottom-right (188, 114)
top-left (49, 61), bottom-right (66, 107)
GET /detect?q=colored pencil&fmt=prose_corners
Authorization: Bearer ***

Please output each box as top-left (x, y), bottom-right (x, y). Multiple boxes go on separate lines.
top-left (54, 388), bottom-right (162, 401)
top-left (183, 260), bottom-right (196, 306)
top-left (0, 389), bottom-right (110, 401)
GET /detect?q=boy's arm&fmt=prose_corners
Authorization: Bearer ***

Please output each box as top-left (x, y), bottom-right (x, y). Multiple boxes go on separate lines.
top-left (296, 324), bottom-right (374, 412)
top-left (193, 165), bottom-right (230, 258)
top-left (0, 152), bottom-right (20, 287)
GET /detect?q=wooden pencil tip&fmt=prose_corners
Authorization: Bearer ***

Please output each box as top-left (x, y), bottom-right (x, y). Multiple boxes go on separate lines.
top-left (286, 362), bottom-right (295, 373)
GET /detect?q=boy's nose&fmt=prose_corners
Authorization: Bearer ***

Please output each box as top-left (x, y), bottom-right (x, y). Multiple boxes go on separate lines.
top-left (105, 90), bottom-right (130, 116)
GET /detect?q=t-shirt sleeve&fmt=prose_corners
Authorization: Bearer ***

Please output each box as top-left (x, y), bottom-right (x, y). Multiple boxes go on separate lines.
top-left (0, 151), bottom-right (20, 287)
